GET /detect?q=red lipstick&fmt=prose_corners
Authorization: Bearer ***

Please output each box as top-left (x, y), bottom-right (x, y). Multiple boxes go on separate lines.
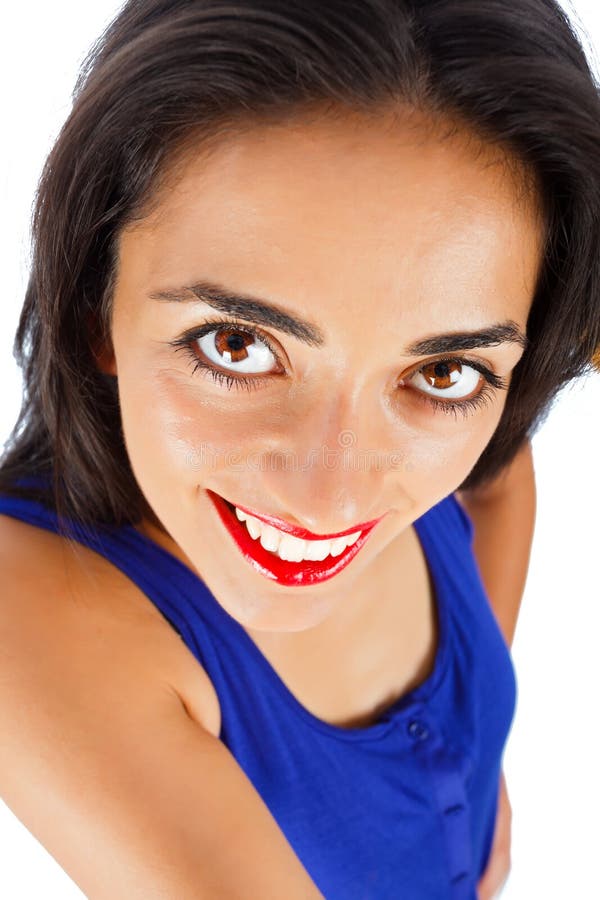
top-left (206, 490), bottom-right (386, 587)
top-left (230, 499), bottom-right (384, 541)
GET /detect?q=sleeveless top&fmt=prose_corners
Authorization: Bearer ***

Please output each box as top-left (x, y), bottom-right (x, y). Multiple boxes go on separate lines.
top-left (0, 483), bottom-right (517, 900)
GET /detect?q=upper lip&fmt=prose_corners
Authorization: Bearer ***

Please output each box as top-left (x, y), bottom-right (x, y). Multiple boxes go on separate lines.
top-left (214, 491), bottom-right (387, 541)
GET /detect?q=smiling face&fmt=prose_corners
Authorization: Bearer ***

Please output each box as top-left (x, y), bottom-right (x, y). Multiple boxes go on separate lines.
top-left (98, 105), bottom-right (543, 633)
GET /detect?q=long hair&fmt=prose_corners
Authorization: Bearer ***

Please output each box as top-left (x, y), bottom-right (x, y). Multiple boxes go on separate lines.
top-left (1, 0), bottom-right (599, 532)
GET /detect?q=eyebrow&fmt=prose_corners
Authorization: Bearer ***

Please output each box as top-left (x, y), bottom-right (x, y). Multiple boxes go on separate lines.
top-left (148, 279), bottom-right (529, 355)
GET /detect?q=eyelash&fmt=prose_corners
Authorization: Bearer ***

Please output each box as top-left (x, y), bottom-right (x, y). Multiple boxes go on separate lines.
top-left (168, 317), bottom-right (509, 419)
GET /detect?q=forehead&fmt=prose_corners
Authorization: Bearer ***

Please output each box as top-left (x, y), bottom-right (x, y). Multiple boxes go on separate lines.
top-left (118, 107), bottom-right (544, 326)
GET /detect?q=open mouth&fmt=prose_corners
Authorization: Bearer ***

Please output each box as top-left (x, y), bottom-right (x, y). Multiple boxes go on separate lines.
top-left (207, 490), bottom-right (381, 587)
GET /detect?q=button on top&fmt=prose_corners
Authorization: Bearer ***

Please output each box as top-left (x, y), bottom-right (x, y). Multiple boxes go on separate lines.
top-left (451, 871), bottom-right (469, 884)
top-left (407, 719), bottom-right (430, 741)
top-left (443, 803), bottom-right (465, 817)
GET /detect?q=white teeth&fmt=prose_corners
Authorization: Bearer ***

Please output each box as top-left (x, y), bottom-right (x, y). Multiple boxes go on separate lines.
top-left (245, 515), bottom-right (262, 540)
top-left (329, 536), bottom-right (351, 557)
top-left (302, 538), bottom-right (333, 562)
top-left (233, 505), bottom-right (363, 563)
top-left (259, 524), bottom-right (282, 553)
top-left (277, 532), bottom-right (308, 562)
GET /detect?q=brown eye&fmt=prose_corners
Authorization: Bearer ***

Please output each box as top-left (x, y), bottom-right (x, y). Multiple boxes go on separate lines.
top-left (197, 325), bottom-right (278, 374)
top-left (408, 358), bottom-right (481, 401)
top-left (214, 328), bottom-right (254, 364)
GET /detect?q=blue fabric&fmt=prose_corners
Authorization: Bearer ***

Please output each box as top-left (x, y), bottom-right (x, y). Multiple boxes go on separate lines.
top-left (0, 484), bottom-right (516, 899)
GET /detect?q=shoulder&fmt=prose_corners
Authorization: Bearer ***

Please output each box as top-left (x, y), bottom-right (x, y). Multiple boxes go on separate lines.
top-left (0, 511), bottom-right (221, 738)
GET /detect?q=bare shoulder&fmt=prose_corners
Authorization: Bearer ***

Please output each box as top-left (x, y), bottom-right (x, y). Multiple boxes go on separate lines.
top-left (0, 514), bottom-right (323, 899)
top-left (0, 511), bottom-right (221, 738)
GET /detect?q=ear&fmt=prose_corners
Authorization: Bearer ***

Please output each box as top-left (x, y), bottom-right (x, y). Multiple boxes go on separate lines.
top-left (87, 310), bottom-right (117, 377)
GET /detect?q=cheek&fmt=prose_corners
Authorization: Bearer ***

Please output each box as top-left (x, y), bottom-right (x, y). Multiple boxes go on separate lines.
top-left (119, 368), bottom-right (280, 482)
top-left (118, 361), bottom-right (504, 498)
top-left (393, 409), bottom-right (500, 499)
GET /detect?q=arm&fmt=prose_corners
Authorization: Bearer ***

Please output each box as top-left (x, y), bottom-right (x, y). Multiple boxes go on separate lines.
top-left (0, 562), bottom-right (324, 900)
top-left (456, 439), bottom-right (537, 649)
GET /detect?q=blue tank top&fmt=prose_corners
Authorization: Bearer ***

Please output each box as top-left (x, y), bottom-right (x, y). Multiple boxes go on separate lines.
top-left (0, 483), bottom-right (516, 899)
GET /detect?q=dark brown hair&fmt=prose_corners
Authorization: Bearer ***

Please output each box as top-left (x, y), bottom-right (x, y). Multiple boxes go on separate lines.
top-left (2, 0), bottom-right (600, 533)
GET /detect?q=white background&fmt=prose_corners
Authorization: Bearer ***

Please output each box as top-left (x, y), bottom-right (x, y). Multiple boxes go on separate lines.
top-left (1, 2), bottom-right (599, 897)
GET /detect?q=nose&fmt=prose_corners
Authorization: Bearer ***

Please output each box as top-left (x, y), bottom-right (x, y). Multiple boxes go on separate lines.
top-left (256, 390), bottom-right (398, 535)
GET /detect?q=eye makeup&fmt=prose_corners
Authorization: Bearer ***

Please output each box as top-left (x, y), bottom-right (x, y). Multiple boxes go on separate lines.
top-left (167, 317), bottom-right (509, 419)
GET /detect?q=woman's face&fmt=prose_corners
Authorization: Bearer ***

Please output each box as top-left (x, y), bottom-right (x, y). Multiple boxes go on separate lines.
top-left (101, 107), bottom-right (543, 633)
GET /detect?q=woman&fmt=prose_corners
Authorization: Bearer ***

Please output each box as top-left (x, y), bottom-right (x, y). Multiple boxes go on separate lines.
top-left (0, 1), bottom-right (598, 897)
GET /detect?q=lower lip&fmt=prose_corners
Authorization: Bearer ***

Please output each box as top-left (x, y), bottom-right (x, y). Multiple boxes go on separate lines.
top-left (206, 490), bottom-right (380, 587)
